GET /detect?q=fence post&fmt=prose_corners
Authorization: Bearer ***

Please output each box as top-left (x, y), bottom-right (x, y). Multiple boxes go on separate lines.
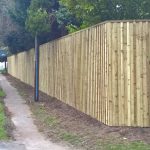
top-left (34, 35), bottom-right (39, 102)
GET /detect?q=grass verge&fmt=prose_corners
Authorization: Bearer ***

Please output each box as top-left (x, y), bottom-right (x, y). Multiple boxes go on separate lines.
top-left (96, 140), bottom-right (150, 150)
top-left (0, 88), bottom-right (11, 140)
top-left (0, 88), bottom-right (8, 140)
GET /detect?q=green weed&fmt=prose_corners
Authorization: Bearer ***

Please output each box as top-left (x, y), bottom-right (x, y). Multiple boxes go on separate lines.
top-left (0, 102), bottom-right (8, 140)
top-left (96, 141), bottom-right (150, 150)
top-left (0, 89), bottom-right (5, 97)
top-left (60, 132), bottom-right (82, 145)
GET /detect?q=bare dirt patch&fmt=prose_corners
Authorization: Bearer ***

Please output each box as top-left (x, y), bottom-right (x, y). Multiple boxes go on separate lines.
top-left (6, 75), bottom-right (150, 150)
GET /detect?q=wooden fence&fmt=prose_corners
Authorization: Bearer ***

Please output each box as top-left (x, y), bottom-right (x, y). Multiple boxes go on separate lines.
top-left (8, 20), bottom-right (150, 127)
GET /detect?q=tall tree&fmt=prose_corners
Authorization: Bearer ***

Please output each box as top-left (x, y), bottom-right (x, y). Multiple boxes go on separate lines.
top-left (60, 0), bottom-right (150, 30)
top-left (25, 0), bottom-right (53, 101)
top-left (3, 0), bottom-right (34, 54)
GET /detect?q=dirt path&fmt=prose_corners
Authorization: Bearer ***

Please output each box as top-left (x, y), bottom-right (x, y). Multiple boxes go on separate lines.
top-left (0, 74), bottom-right (69, 150)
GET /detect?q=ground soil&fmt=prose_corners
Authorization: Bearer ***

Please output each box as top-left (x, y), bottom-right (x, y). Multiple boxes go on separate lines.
top-left (6, 75), bottom-right (150, 150)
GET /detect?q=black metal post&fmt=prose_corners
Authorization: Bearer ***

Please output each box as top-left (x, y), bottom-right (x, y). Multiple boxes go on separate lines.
top-left (34, 35), bottom-right (39, 102)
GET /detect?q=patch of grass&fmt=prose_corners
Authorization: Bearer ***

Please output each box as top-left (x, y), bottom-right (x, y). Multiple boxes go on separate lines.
top-left (0, 89), bottom-right (6, 98)
top-left (0, 101), bottom-right (8, 140)
top-left (96, 141), bottom-right (150, 150)
top-left (44, 116), bottom-right (58, 127)
top-left (0, 88), bottom-right (9, 140)
top-left (59, 132), bottom-right (82, 145)
top-left (32, 104), bottom-right (59, 127)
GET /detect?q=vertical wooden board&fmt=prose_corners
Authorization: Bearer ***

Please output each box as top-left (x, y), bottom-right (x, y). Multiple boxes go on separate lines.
top-left (82, 30), bottom-right (87, 113)
top-left (107, 22), bottom-right (113, 125)
top-left (92, 27), bottom-right (96, 118)
top-left (70, 35), bottom-right (75, 107)
top-left (136, 23), bottom-right (141, 126)
top-left (123, 23), bottom-right (128, 126)
top-left (57, 40), bottom-right (61, 100)
top-left (112, 23), bottom-right (118, 125)
top-left (52, 42), bottom-right (55, 97)
top-left (95, 26), bottom-right (98, 119)
top-left (100, 25), bottom-right (104, 122)
top-left (95, 26), bottom-right (99, 120)
top-left (85, 30), bottom-right (89, 114)
top-left (147, 22), bottom-right (150, 126)
top-left (66, 37), bottom-right (71, 105)
top-left (130, 22), bottom-right (136, 126)
top-left (103, 24), bottom-right (106, 123)
top-left (75, 33), bottom-right (79, 109)
top-left (73, 34), bottom-right (76, 108)
top-left (80, 31), bottom-right (84, 112)
top-left (59, 40), bottom-right (62, 102)
top-left (117, 22), bottom-right (122, 126)
top-left (133, 22), bottom-right (137, 126)
top-left (39, 46), bottom-right (42, 91)
top-left (77, 32), bottom-right (82, 111)
top-left (91, 28), bottom-right (94, 118)
top-left (105, 23), bottom-right (109, 125)
top-left (140, 22), bottom-right (144, 127)
top-left (142, 22), bottom-right (149, 126)
top-left (99, 25), bottom-right (103, 122)
top-left (88, 28), bottom-right (91, 116)
top-left (47, 43), bottom-right (50, 96)
top-left (120, 22), bottom-right (125, 126)
top-left (73, 33), bottom-right (77, 108)
top-left (46, 44), bottom-right (49, 94)
top-left (87, 28), bottom-right (92, 116)
top-left (63, 38), bottom-right (67, 103)
top-left (97, 25), bottom-right (101, 121)
top-left (127, 22), bottom-right (131, 126)
top-left (85, 30), bottom-right (89, 115)
top-left (67, 37), bottom-right (71, 106)
top-left (69, 35), bottom-right (74, 107)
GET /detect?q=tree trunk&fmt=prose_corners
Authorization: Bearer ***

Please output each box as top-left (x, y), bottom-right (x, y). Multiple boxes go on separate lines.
top-left (34, 35), bottom-right (39, 102)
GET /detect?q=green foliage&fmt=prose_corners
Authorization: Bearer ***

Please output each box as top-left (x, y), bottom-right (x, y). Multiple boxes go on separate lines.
top-left (55, 6), bottom-right (78, 26)
top-left (29, 0), bottom-right (51, 11)
top-left (66, 24), bottom-right (79, 33)
top-left (3, 30), bottom-right (34, 54)
top-left (26, 8), bottom-right (50, 36)
top-left (60, 0), bottom-right (150, 28)
top-left (9, 0), bottom-right (31, 27)
top-left (5, 0), bottom-right (61, 54)
top-left (4, 0), bottom-right (34, 54)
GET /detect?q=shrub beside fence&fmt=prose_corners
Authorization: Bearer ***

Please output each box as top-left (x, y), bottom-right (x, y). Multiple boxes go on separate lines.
top-left (8, 20), bottom-right (150, 127)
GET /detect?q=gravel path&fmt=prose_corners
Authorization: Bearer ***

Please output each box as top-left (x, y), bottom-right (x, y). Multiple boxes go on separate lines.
top-left (0, 74), bottom-right (69, 150)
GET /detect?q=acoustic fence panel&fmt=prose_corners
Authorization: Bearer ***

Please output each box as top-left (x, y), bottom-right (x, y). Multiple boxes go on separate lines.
top-left (8, 20), bottom-right (150, 127)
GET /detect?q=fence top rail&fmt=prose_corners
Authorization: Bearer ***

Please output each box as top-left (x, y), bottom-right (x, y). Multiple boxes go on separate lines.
top-left (8, 19), bottom-right (150, 57)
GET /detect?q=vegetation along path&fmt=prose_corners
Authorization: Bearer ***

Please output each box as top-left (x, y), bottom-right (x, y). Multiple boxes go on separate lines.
top-left (0, 74), bottom-right (69, 150)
